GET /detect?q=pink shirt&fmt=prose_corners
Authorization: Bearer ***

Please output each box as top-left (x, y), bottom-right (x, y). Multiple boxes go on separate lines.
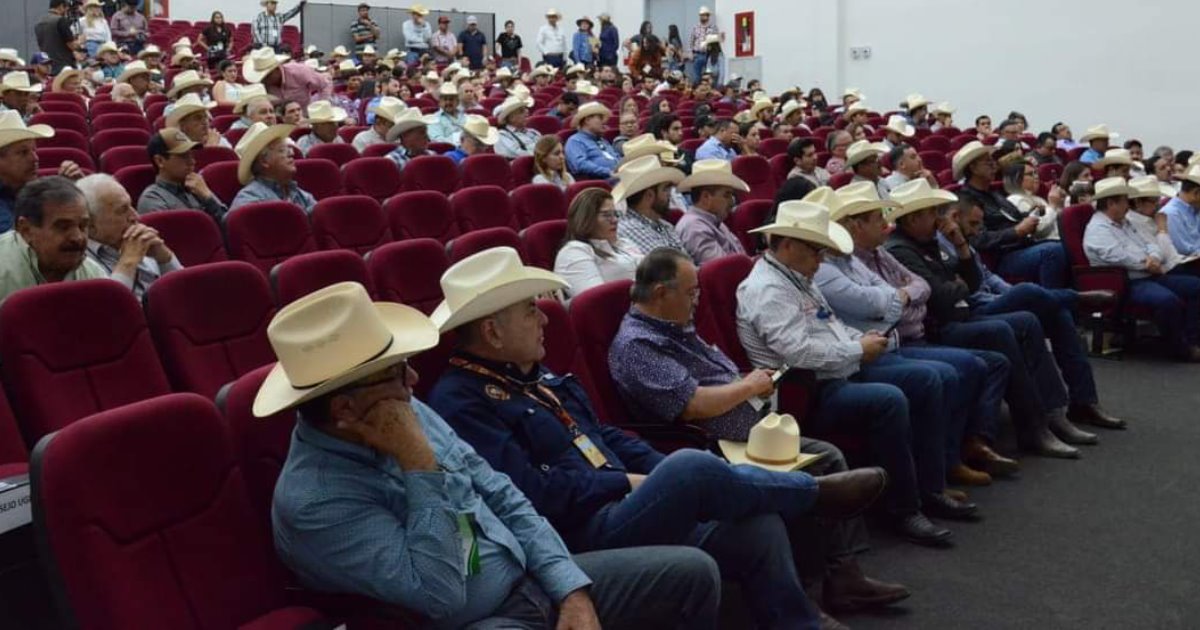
top-left (267, 62), bottom-right (332, 108)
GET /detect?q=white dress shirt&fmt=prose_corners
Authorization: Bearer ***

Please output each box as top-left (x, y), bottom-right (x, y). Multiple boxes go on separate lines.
top-left (537, 24), bottom-right (568, 56)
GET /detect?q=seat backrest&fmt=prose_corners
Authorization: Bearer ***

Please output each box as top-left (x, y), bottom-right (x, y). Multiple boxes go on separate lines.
top-left (198, 161), bottom-right (242, 206)
top-left (192, 145), bottom-right (239, 170)
top-left (36, 147), bottom-right (96, 172)
top-left (361, 143), bottom-right (398, 158)
top-left (461, 153), bottom-right (513, 190)
top-left (537, 298), bottom-right (605, 405)
top-left (565, 180), bottom-right (611, 207)
top-left (526, 115), bottom-right (562, 135)
top-left (757, 137), bottom-right (790, 159)
top-left (0, 280), bottom-right (171, 446)
top-left (696, 253), bottom-right (755, 371)
top-left (725, 199), bottom-right (772, 255)
top-left (99, 145), bottom-right (150, 174)
top-left (1060, 203), bottom-right (1095, 268)
top-left (223, 201), bottom-right (317, 276)
top-left (451, 185), bottom-right (518, 232)
top-left (0, 386), bottom-right (27, 468)
top-left (91, 112), bottom-right (150, 132)
top-left (510, 155), bottom-right (536, 186)
top-left (32, 393), bottom-right (297, 630)
top-left (446, 226), bottom-right (524, 264)
top-left (367, 238), bottom-right (448, 314)
top-left (271, 249), bottom-right (373, 306)
top-left (829, 171), bottom-right (855, 190)
top-left (145, 261), bottom-right (276, 398)
top-left (310, 195), bottom-right (390, 254)
top-left (292, 158), bottom-right (345, 201)
top-left (383, 190), bottom-right (459, 242)
top-left (112, 164), bottom-right (156, 205)
top-left (768, 153), bottom-right (791, 188)
top-left (568, 279), bottom-right (634, 425)
top-left (336, 125), bottom-right (368, 143)
top-left (520, 219), bottom-right (567, 270)
top-left (342, 156), bottom-right (402, 202)
top-left (90, 128), bottom-right (152, 158)
top-left (29, 113), bottom-right (88, 137)
top-left (35, 128), bottom-right (87, 151)
top-left (510, 183), bottom-right (567, 227)
top-left (732, 155), bottom-right (776, 201)
top-left (306, 142), bottom-right (361, 167)
top-left (918, 151), bottom-right (949, 174)
top-left (138, 209), bottom-right (228, 267)
top-left (88, 100), bottom-right (143, 118)
top-left (400, 155), bottom-right (460, 194)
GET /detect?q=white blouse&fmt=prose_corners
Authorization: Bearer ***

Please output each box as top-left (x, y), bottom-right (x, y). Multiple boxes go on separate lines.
top-left (79, 17), bottom-right (111, 44)
top-left (554, 238), bottom-right (644, 298)
top-left (1007, 193), bottom-right (1060, 241)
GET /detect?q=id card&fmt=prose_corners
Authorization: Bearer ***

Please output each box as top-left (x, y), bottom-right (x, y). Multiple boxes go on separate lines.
top-left (458, 513), bottom-right (481, 577)
top-left (573, 434), bottom-right (609, 468)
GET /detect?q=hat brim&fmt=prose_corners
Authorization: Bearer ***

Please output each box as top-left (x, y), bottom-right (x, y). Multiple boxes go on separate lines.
top-left (830, 199), bottom-right (899, 223)
top-left (432, 272), bottom-right (568, 332)
top-left (51, 70), bottom-right (84, 92)
top-left (167, 78), bottom-right (214, 99)
top-left (496, 101), bottom-right (532, 125)
top-left (116, 67), bottom-right (151, 83)
top-left (574, 85), bottom-right (599, 95)
top-left (1093, 156), bottom-right (1133, 169)
top-left (952, 145), bottom-right (997, 180)
top-left (385, 115), bottom-right (436, 141)
top-left (886, 190), bottom-right (959, 223)
top-left (886, 123), bottom-right (915, 138)
top-left (307, 109), bottom-right (348, 125)
top-left (0, 83), bottom-right (42, 95)
top-left (717, 440), bottom-right (825, 472)
top-left (0, 125), bottom-right (54, 150)
top-left (612, 167), bottom-right (684, 204)
top-left (244, 55), bottom-right (289, 84)
top-left (466, 127), bottom-right (500, 146)
top-left (750, 221), bottom-right (853, 254)
top-left (1092, 185), bottom-right (1136, 201)
top-left (677, 171), bottom-right (750, 193)
top-left (1080, 132), bottom-right (1118, 143)
top-left (572, 105), bottom-right (613, 129)
top-left (618, 145), bottom-right (679, 167)
top-left (167, 102), bottom-right (216, 126)
top-left (845, 148), bottom-right (887, 168)
top-left (237, 124), bottom-right (295, 185)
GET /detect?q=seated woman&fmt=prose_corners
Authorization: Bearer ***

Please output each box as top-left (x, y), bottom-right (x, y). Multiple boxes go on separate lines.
top-left (824, 129), bottom-right (852, 175)
top-left (554, 188), bottom-right (644, 298)
top-left (1058, 160), bottom-right (1094, 206)
top-left (738, 121), bottom-right (761, 156)
top-left (531, 135), bottom-right (575, 190)
top-left (211, 60), bottom-right (244, 107)
top-left (1003, 160), bottom-right (1060, 240)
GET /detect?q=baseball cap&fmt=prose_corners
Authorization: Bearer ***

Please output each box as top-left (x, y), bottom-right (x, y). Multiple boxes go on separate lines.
top-left (147, 128), bottom-right (199, 161)
top-left (30, 52), bottom-right (51, 66)
top-left (467, 15), bottom-right (478, 24)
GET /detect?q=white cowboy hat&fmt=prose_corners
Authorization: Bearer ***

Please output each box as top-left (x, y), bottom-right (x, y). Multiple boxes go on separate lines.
top-left (545, 8), bottom-right (561, 17)
top-left (842, 87), bottom-right (863, 100)
top-left (749, 97), bottom-right (775, 118)
top-left (116, 60), bottom-right (152, 83)
top-left (235, 122), bottom-right (295, 185)
top-left (718, 413), bottom-right (823, 472)
top-left (1079, 124), bottom-right (1118, 144)
top-left (304, 58), bottom-right (328, 73)
top-left (826, 181), bottom-right (898, 222)
top-left (330, 45), bottom-right (351, 58)
top-left (1128, 175), bottom-right (1172, 200)
top-left (172, 37), bottom-right (193, 52)
top-left (171, 47), bottom-right (196, 66)
top-left (423, 70), bottom-right (441, 83)
top-left (82, 0), bottom-right (102, 7)
top-left (951, 140), bottom-right (997, 180)
top-left (0, 49), bottom-right (24, 66)
top-left (361, 45), bottom-right (377, 56)
top-left (337, 59), bottom-right (361, 74)
top-left (698, 5), bottom-right (712, 14)
top-left (233, 84), bottom-right (270, 114)
top-left (529, 65), bottom-right (554, 80)
top-left (408, 4), bottom-right (431, 16)
top-left (371, 96), bottom-right (408, 124)
top-left (845, 140), bottom-right (888, 168)
top-left (677, 159), bottom-right (750, 193)
top-left (385, 108), bottom-right (437, 141)
top-left (572, 80), bottom-right (599, 96)
top-left (96, 41), bottom-right (120, 56)
top-left (303, 44), bottom-right (322, 56)
top-left (751, 200), bottom-right (853, 253)
top-left (166, 69), bottom-right (213, 98)
top-left (50, 67), bottom-right (85, 92)
top-left (452, 69), bottom-right (472, 84)
top-left (572, 101), bottom-right (612, 129)
top-left (306, 100), bottom-right (348, 125)
top-left (905, 93), bottom-right (929, 111)
top-left (432, 247), bottom-right (568, 332)
top-left (137, 44), bottom-right (162, 59)
top-left (243, 48), bottom-right (290, 84)
top-left (564, 63), bottom-right (586, 77)
top-left (495, 67), bottom-right (514, 80)
top-left (1091, 176), bottom-right (1135, 202)
top-left (778, 99), bottom-right (805, 120)
top-left (460, 114), bottom-right (499, 146)
top-left (843, 101), bottom-right (869, 116)
top-left (882, 115), bottom-right (915, 138)
top-left (0, 72), bottom-right (42, 95)
top-left (612, 155), bottom-right (684, 204)
top-left (495, 96), bottom-right (534, 125)
top-left (933, 101), bottom-right (955, 116)
top-left (166, 92), bottom-right (216, 126)
top-left (437, 82), bottom-right (460, 98)
top-left (702, 33), bottom-right (720, 46)
top-left (384, 48), bottom-right (403, 61)
top-left (508, 84), bottom-right (533, 99)
top-left (1093, 148), bottom-right (1135, 170)
top-left (886, 178), bottom-right (959, 223)
top-left (0, 111), bottom-right (53, 150)
top-left (1177, 164), bottom-right (1200, 187)
top-left (440, 62), bottom-right (463, 78)
top-left (618, 133), bottom-right (679, 166)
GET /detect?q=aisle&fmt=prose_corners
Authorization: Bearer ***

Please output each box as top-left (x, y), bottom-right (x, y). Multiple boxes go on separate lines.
top-left (845, 357), bottom-right (1200, 630)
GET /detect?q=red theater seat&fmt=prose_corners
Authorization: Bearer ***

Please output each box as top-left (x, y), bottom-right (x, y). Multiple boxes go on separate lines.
top-left (90, 128), bottom-right (152, 158)
top-left (310, 195), bottom-right (390, 254)
top-left (199, 161), bottom-right (242, 205)
top-left (138, 209), bottom-right (228, 267)
top-left (567, 279), bottom-right (635, 425)
top-left (520, 219), bottom-right (567, 270)
top-left (113, 164), bottom-right (158, 203)
top-left (271, 250), bottom-right (373, 306)
top-left (383, 190), bottom-right (459, 243)
top-left (343, 156), bottom-right (402, 202)
top-left (511, 183), bottom-right (567, 226)
top-left (223, 201), bottom-right (317, 276)
top-left (446, 227), bottom-right (524, 264)
top-left (368, 239), bottom-right (449, 315)
top-left (732, 155), bottom-right (776, 201)
top-left (461, 153), bottom-right (513, 189)
top-left (451, 185), bottom-right (518, 232)
top-left (400, 155), bottom-right (460, 194)
top-left (306, 142), bottom-right (361, 167)
top-left (293, 158), bottom-right (345, 201)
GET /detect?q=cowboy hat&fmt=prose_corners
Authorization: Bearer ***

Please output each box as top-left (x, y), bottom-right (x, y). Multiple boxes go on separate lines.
top-left (882, 114), bottom-right (915, 138)
top-left (233, 84), bottom-right (270, 114)
top-left (330, 45), bottom-right (351, 58)
top-left (1128, 175), bottom-right (1172, 200)
top-left (361, 44), bottom-right (377, 56)
top-left (437, 82), bottom-right (460, 98)
top-left (253, 282), bottom-right (439, 418)
top-left (828, 181), bottom-right (898, 222)
top-left (572, 101), bottom-right (612, 128)
top-left (371, 96), bottom-right (408, 124)
top-left (452, 69), bottom-right (472, 84)
top-left (1079, 124), bottom-right (1118, 143)
top-left (698, 5), bottom-right (712, 14)
top-left (905, 93), bottom-right (929, 112)
top-left (423, 70), bottom-right (440, 83)
top-left (171, 47), bottom-right (196, 66)
top-left (1177, 164), bottom-right (1200, 187)
top-left (749, 97), bottom-right (775, 118)
top-left (432, 247), bottom-right (568, 332)
top-left (495, 67), bottom-right (514, 80)
top-left (385, 108), bottom-right (437, 141)
top-left (844, 140), bottom-right (887, 168)
top-left (50, 67), bottom-right (85, 92)
top-left (137, 44), bottom-right (162, 59)
top-left (572, 80), bottom-right (599, 96)
top-left (545, 8), bottom-right (561, 17)
top-left (1093, 148), bottom-right (1135, 169)
top-left (575, 16), bottom-right (593, 28)
top-left (618, 133), bottom-right (679, 166)
top-left (384, 48), bottom-right (403, 62)
top-left (172, 37), bottom-right (193, 52)
top-left (441, 62), bottom-right (462, 78)
top-left (529, 65), bottom-right (554, 80)
top-left (151, 127), bottom-right (200, 156)
top-left (843, 101), bottom-right (869, 116)
top-left (336, 60), bottom-right (360, 75)
top-left (842, 87), bottom-right (863, 100)
top-left (564, 63), bottom-right (586, 77)
top-left (677, 159), bottom-right (750, 193)
top-left (778, 99), bottom-right (805, 121)
top-left (509, 84), bottom-right (533, 99)
top-left (166, 69), bottom-right (213, 98)
top-left (750, 200), bottom-right (853, 253)
top-left (612, 154), bottom-right (684, 204)
top-left (0, 49), bottom-right (24, 66)
top-left (96, 41), bottom-right (120, 56)
top-left (82, 0), bottom-right (101, 8)
top-left (933, 101), bottom-right (955, 116)
top-left (718, 413), bottom-right (823, 472)
top-left (0, 72), bottom-right (42, 95)
top-left (304, 58), bottom-right (328, 73)
top-left (115, 60), bottom-right (152, 83)
top-left (243, 48), bottom-right (290, 84)
top-left (0, 110), bottom-right (53, 150)
top-left (303, 44), bottom-right (323, 57)
top-left (1091, 176), bottom-right (1135, 202)
top-left (235, 122), bottom-right (295, 185)
top-left (408, 3), bottom-right (431, 16)
top-left (732, 111), bottom-right (754, 125)
top-left (702, 33), bottom-right (720, 47)
top-left (951, 140), bottom-right (997, 180)
top-left (305, 100), bottom-right (348, 125)
top-left (495, 96), bottom-right (534, 125)
top-left (460, 115), bottom-right (499, 146)
top-left (166, 92), bottom-right (217, 126)
top-left (886, 178), bottom-right (958, 223)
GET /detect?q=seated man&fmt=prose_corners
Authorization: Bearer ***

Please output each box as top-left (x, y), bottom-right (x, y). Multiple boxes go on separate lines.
top-left (427, 82), bottom-right (466, 144)
top-left (882, 143), bottom-right (937, 196)
top-left (674, 160), bottom-right (749, 264)
top-left (428, 246), bottom-right (888, 628)
top-left (1030, 133), bottom-right (1062, 167)
top-left (228, 85), bottom-right (276, 132)
top-left (788, 137), bottom-right (831, 188)
top-left (231, 123), bottom-right (316, 213)
top-left (953, 141), bottom-right (1069, 288)
top-left (0, 71), bottom-right (42, 123)
top-left (296, 101), bottom-right (348, 156)
top-left (1162, 165), bottom-right (1200, 257)
top-left (384, 109), bottom-right (437, 170)
top-left (78, 174), bottom-right (181, 300)
top-left (737, 200), bottom-right (973, 547)
top-left (546, 91), bottom-right (580, 121)
top-left (694, 118), bottom-right (739, 162)
top-left (137, 128), bottom-right (228, 220)
top-left (613, 155), bottom-right (688, 255)
top-left (974, 115), bottom-right (992, 142)
top-left (445, 115), bottom-right (498, 164)
top-left (880, 115), bottom-right (914, 151)
top-left (610, 248), bottom-right (911, 623)
top-left (167, 93), bottom-right (232, 149)
top-left (1078, 124), bottom-right (1114, 165)
top-left (845, 141), bottom-right (889, 199)
top-left (565, 102), bottom-right (620, 180)
top-left (1094, 149), bottom-right (1134, 180)
top-left (262, 282), bottom-right (721, 628)
top-left (353, 96), bottom-right (405, 153)
top-left (1084, 177), bottom-right (1200, 360)
top-left (1126, 175), bottom-right (1187, 271)
top-left (0, 112), bottom-right (83, 233)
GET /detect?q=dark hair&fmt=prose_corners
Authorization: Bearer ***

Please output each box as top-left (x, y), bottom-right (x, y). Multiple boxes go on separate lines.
top-left (1051, 122), bottom-right (1066, 135)
top-left (711, 118), bottom-right (735, 134)
top-left (1058, 161), bottom-right (1090, 190)
top-left (560, 92), bottom-right (580, 106)
top-left (15, 176), bottom-right (83, 225)
top-left (737, 121), bottom-right (756, 138)
top-left (1144, 155), bottom-right (1162, 175)
top-left (146, 133), bottom-right (175, 166)
top-left (1036, 132), bottom-right (1055, 146)
top-left (630, 247), bottom-right (691, 303)
top-left (888, 143), bottom-right (911, 168)
top-left (1007, 111), bottom-right (1027, 125)
top-left (1123, 139), bottom-right (1143, 150)
top-left (1176, 151), bottom-right (1193, 167)
top-left (763, 177), bottom-right (818, 239)
top-left (1096, 196), bottom-right (1117, 211)
top-left (955, 197), bottom-right (982, 216)
top-left (787, 137), bottom-right (817, 160)
top-left (975, 114), bottom-right (990, 126)
top-left (218, 59), bottom-right (236, 74)
top-left (996, 119), bottom-right (1017, 134)
top-left (1182, 180), bottom-right (1200, 195)
top-left (49, 0), bottom-right (69, 8)
top-left (647, 112), bottom-right (678, 140)
top-left (694, 115), bottom-right (715, 132)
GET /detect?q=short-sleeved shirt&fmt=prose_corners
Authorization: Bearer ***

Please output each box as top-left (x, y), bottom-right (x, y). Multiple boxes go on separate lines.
top-left (459, 29), bottom-right (487, 68)
top-left (0, 230), bottom-right (111, 303)
top-left (431, 30), bottom-right (458, 62)
top-left (497, 33), bottom-right (522, 58)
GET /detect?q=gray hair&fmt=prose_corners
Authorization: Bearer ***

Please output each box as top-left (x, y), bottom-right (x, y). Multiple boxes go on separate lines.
top-left (75, 173), bottom-right (123, 218)
top-left (826, 130), bottom-right (851, 152)
top-left (14, 176), bottom-right (84, 226)
top-left (630, 247), bottom-right (691, 303)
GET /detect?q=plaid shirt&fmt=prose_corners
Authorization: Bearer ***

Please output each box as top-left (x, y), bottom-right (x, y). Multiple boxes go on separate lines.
top-left (618, 208), bottom-right (687, 258)
top-left (253, 4), bottom-right (303, 48)
top-left (689, 22), bottom-right (718, 53)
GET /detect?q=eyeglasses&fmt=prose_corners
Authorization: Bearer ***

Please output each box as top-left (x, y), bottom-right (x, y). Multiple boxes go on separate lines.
top-left (598, 211), bottom-right (618, 221)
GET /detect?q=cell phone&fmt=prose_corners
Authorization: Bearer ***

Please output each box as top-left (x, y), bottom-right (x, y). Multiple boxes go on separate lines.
top-left (771, 364), bottom-right (791, 384)
top-left (881, 321), bottom-right (900, 337)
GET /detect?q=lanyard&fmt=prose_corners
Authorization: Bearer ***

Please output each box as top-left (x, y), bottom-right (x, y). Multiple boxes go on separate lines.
top-left (449, 357), bottom-right (585, 438)
top-left (764, 256), bottom-right (832, 319)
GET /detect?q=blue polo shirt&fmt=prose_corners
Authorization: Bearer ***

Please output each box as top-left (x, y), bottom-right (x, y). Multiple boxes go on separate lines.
top-left (459, 29), bottom-right (488, 68)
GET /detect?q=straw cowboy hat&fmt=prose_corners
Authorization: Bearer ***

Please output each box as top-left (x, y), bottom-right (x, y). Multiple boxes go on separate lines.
top-left (243, 48), bottom-right (290, 84)
top-left (361, 45), bottom-right (378, 57)
top-left (529, 65), bottom-right (554, 80)
top-left (612, 154), bottom-right (684, 204)
top-left (905, 93), bottom-right (929, 112)
top-left (305, 100), bottom-right (348, 125)
top-left (336, 60), bottom-right (360, 75)
top-left (699, 6), bottom-right (712, 15)
top-left (572, 101), bottom-right (612, 129)
top-left (933, 102), bottom-right (955, 116)
top-left (778, 99), bottom-right (805, 121)
top-left (844, 140), bottom-right (888, 168)
top-left (235, 122), bottom-right (295, 185)
top-left (97, 41), bottom-right (120, 56)
top-left (732, 111), bottom-right (755, 125)
top-left (677, 159), bottom-right (750, 193)
top-left (576, 16), bottom-right (593, 28)
top-left (827, 181), bottom-right (898, 222)
top-left (1091, 176), bottom-right (1135, 202)
top-left (718, 413), bottom-right (823, 472)
top-left (509, 84), bottom-right (533, 100)
top-left (233, 84), bottom-right (270, 114)
top-left (372, 96), bottom-right (408, 124)
top-left (0, 72), bottom-right (42, 95)
top-left (441, 62), bottom-right (463, 79)
top-left (167, 70), bottom-right (213, 98)
top-left (385, 108), bottom-right (437, 141)
top-left (842, 87), bottom-right (863, 100)
top-left (330, 45), bottom-right (351, 58)
top-left (408, 4), bottom-right (431, 16)
top-left (572, 80), bottom-right (600, 96)
top-left (432, 247), bottom-right (568, 332)
top-left (437, 82), bottom-right (460, 98)
top-left (172, 37), bottom-right (193, 52)
top-left (138, 44), bottom-right (163, 60)
top-left (165, 93), bottom-right (216, 126)
top-left (0, 111), bottom-right (53, 150)
top-left (303, 44), bottom-right (322, 57)
top-left (304, 58), bottom-right (328, 73)
top-left (116, 61), bottom-right (152, 83)
top-left (82, 0), bottom-right (102, 7)
top-left (843, 101), bottom-right (869, 116)
top-left (495, 96), bottom-right (534, 125)
top-left (252, 282), bottom-right (439, 417)
top-left (545, 8), bottom-right (561, 17)
top-left (618, 133), bottom-right (679, 166)
top-left (50, 67), bottom-right (85, 92)
top-left (495, 67), bottom-right (514, 81)
top-left (1079, 124), bottom-right (1118, 144)
top-left (0, 49), bottom-right (24, 66)
top-left (951, 140), bottom-right (997, 180)
top-left (1177, 164), bottom-right (1200, 187)
top-left (702, 33), bottom-right (720, 47)
top-left (1128, 174), bottom-right (1176, 199)
top-left (749, 97), bottom-right (775, 118)
top-left (171, 47), bottom-right (196, 66)
top-left (750, 200), bottom-right (853, 253)
top-left (565, 62), bottom-right (586, 77)
top-left (460, 115), bottom-right (499, 146)
top-left (882, 114), bottom-right (915, 138)
top-left (1093, 148), bottom-right (1135, 169)
top-left (154, 127), bottom-right (200, 155)
top-left (886, 178), bottom-right (959, 223)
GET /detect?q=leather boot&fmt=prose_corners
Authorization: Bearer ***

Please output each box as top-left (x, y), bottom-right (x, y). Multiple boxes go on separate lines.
top-left (1021, 412), bottom-right (1081, 459)
top-left (962, 437), bottom-right (1020, 477)
top-left (1048, 410), bottom-right (1099, 445)
top-left (814, 468), bottom-right (888, 519)
top-left (948, 463), bottom-right (992, 486)
top-left (823, 555), bottom-right (911, 613)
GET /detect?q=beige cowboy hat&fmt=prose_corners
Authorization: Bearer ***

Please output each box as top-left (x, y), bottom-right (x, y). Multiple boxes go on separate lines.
top-left (50, 67), bottom-right (85, 92)
top-left (440, 62), bottom-right (463, 79)
top-left (233, 83), bottom-right (270, 114)
top-left (372, 96), bottom-right (408, 124)
top-left (330, 45), bottom-right (351, 58)
top-left (750, 200), bottom-right (853, 253)
top-left (138, 44), bottom-right (163, 60)
top-left (452, 69), bottom-right (473, 85)
top-left (564, 63), bottom-right (586, 78)
top-left (886, 178), bottom-right (959, 223)
top-left (408, 4), bottom-right (431, 16)
top-left (732, 110), bottom-right (754, 125)
top-left (951, 140), bottom-right (997, 180)
top-left (842, 87), bottom-right (863, 100)
top-left (422, 70), bottom-right (441, 83)
top-left (166, 92), bottom-right (216, 126)
top-left (508, 84), bottom-right (533, 100)
top-left (778, 99), bottom-right (805, 121)
top-left (749, 98), bottom-right (775, 118)
top-left (905, 93), bottom-right (929, 111)
top-left (96, 41), bottom-right (120, 56)
top-left (545, 8), bottom-right (561, 17)
top-left (1093, 148), bottom-right (1135, 169)
top-left (843, 101), bottom-right (869, 116)
top-left (384, 48), bottom-right (403, 62)
top-left (305, 100), bottom-right (348, 125)
top-left (845, 140), bottom-right (888, 168)
top-left (572, 80), bottom-right (600, 96)
top-left (827, 181), bottom-right (898, 222)
top-left (116, 60), bottom-right (152, 84)
top-left (167, 70), bottom-right (213, 98)
top-left (432, 247), bottom-right (568, 332)
top-left (612, 155), bottom-right (684, 204)
top-left (361, 44), bottom-right (378, 57)
top-left (495, 67), bottom-right (514, 81)
top-left (698, 5), bottom-right (712, 14)
top-left (933, 101), bottom-right (955, 116)
top-left (171, 47), bottom-right (196, 67)
top-left (618, 133), bottom-right (679, 166)
top-left (1128, 175), bottom-right (1172, 200)
top-left (529, 65), bottom-right (554, 80)
top-left (0, 72), bottom-right (43, 95)
top-left (437, 82), bottom-right (460, 98)
top-left (82, 0), bottom-right (102, 7)
top-left (337, 59), bottom-right (361, 74)
top-left (1079, 124), bottom-right (1118, 143)
top-left (882, 114), bottom-right (915, 138)
top-left (572, 101), bottom-right (612, 129)
top-left (172, 37), bottom-right (193, 52)
top-left (303, 44), bottom-right (322, 57)
top-left (1091, 176), bottom-right (1135, 202)
top-left (304, 58), bottom-right (328, 73)
top-left (243, 48), bottom-right (290, 84)
top-left (677, 159), bottom-right (750, 193)
top-left (385, 108), bottom-right (437, 141)
top-left (1176, 164), bottom-right (1200, 187)
top-left (702, 33), bottom-right (720, 47)
top-left (0, 111), bottom-right (53, 150)
top-left (718, 413), bottom-right (823, 472)
top-left (495, 96), bottom-right (534, 125)
top-left (460, 115), bottom-right (499, 146)
top-left (253, 282), bottom-right (439, 417)
top-left (0, 49), bottom-right (24, 66)
top-left (235, 122), bottom-right (295, 185)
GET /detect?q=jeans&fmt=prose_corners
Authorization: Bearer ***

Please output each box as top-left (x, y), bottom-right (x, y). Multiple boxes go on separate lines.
top-left (580, 449), bottom-right (819, 629)
top-left (85, 40), bottom-right (104, 58)
top-left (1128, 271), bottom-right (1200, 351)
top-left (995, 240), bottom-right (1069, 288)
top-left (465, 546), bottom-right (720, 630)
top-left (691, 52), bottom-right (708, 83)
top-left (406, 49), bottom-right (426, 65)
top-left (543, 54), bottom-right (565, 68)
top-left (789, 439), bottom-right (870, 587)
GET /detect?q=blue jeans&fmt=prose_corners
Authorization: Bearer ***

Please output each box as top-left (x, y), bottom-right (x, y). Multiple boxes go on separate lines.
top-left (581, 450), bottom-right (819, 629)
top-left (995, 240), bottom-right (1069, 288)
top-left (1129, 271), bottom-right (1200, 351)
top-left (691, 52), bottom-right (708, 83)
top-left (405, 49), bottom-right (425, 65)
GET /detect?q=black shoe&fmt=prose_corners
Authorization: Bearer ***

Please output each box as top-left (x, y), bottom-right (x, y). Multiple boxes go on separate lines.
top-left (922, 492), bottom-right (980, 522)
top-left (892, 513), bottom-right (953, 548)
top-left (1068, 403), bottom-right (1127, 430)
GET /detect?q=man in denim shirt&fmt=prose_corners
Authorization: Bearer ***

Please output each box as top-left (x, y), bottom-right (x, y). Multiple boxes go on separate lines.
top-left (565, 102), bottom-right (619, 179)
top-left (231, 123), bottom-right (316, 213)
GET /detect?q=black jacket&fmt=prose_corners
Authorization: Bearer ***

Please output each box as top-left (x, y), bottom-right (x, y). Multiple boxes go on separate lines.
top-left (957, 183), bottom-right (1036, 255)
top-left (885, 230), bottom-right (980, 326)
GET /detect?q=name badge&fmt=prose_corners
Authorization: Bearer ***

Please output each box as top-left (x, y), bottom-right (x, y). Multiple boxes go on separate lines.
top-left (573, 434), bottom-right (609, 468)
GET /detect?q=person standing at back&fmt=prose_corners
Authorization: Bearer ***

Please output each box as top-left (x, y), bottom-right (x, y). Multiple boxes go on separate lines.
top-left (495, 20), bottom-right (523, 70)
top-left (252, 0), bottom-right (307, 54)
top-left (458, 16), bottom-right (488, 70)
top-left (37, 0), bottom-right (81, 73)
top-left (689, 7), bottom-right (720, 83)
top-left (349, 3), bottom-right (381, 56)
top-left (537, 9), bottom-right (569, 68)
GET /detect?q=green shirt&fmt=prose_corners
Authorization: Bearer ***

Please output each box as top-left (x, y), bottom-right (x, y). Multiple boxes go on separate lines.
top-left (0, 231), bottom-right (110, 303)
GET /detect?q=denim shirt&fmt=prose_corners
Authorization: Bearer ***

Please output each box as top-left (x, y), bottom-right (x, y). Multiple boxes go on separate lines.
top-left (564, 130), bottom-right (620, 179)
top-left (272, 400), bottom-right (590, 628)
top-left (1162, 196), bottom-right (1200, 256)
top-left (814, 251), bottom-right (904, 335)
top-left (0, 185), bottom-right (14, 234)
top-left (230, 177), bottom-right (317, 213)
top-left (694, 136), bottom-right (737, 162)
